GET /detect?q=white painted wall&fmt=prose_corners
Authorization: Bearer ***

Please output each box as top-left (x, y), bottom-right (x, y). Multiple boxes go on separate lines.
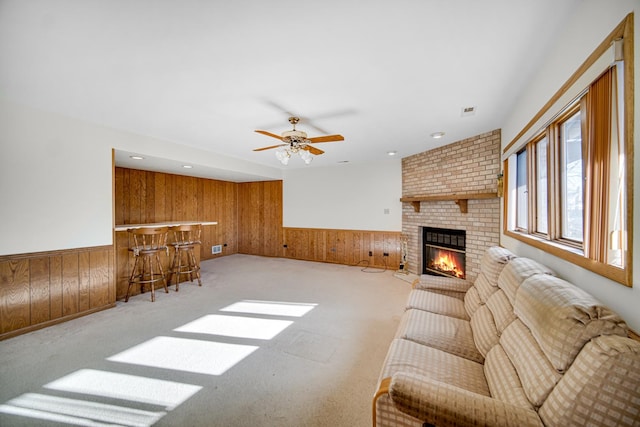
top-left (283, 160), bottom-right (402, 231)
top-left (0, 99), bottom-right (281, 256)
top-left (0, 100), bottom-right (113, 255)
top-left (501, 0), bottom-right (640, 331)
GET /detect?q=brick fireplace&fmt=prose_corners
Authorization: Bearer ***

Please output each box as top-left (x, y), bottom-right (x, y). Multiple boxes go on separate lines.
top-left (401, 129), bottom-right (501, 282)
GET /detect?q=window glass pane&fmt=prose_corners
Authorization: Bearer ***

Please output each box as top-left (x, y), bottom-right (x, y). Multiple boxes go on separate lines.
top-left (516, 150), bottom-right (528, 230)
top-left (560, 112), bottom-right (583, 242)
top-left (535, 138), bottom-right (548, 234)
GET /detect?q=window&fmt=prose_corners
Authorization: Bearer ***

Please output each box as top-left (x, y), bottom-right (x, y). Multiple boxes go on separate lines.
top-left (516, 149), bottom-right (528, 230)
top-left (503, 14), bottom-right (633, 287)
top-left (559, 109), bottom-right (584, 243)
top-left (534, 137), bottom-right (548, 234)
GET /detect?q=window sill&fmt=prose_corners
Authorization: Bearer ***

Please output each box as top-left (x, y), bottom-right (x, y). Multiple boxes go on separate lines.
top-left (504, 229), bottom-right (630, 287)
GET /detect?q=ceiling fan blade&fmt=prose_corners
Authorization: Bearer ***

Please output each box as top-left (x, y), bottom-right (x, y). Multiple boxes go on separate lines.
top-left (304, 145), bottom-right (324, 155)
top-left (253, 143), bottom-right (286, 152)
top-left (307, 134), bottom-right (344, 143)
top-left (255, 130), bottom-right (283, 140)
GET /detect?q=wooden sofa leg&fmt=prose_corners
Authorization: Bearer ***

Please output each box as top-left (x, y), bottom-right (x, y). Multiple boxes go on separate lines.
top-left (372, 377), bottom-right (392, 427)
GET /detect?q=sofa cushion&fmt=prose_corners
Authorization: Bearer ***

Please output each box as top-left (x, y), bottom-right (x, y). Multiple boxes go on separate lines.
top-left (539, 335), bottom-right (640, 427)
top-left (464, 285), bottom-right (482, 316)
top-left (484, 345), bottom-right (534, 410)
top-left (405, 290), bottom-right (469, 320)
top-left (470, 305), bottom-right (500, 357)
top-left (515, 274), bottom-right (628, 372)
top-left (485, 289), bottom-right (516, 333)
top-left (479, 246), bottom-right (517, 285)
top-left (380, 338), bottom-right (490, 397)
top-left (395, 309), bottom-right (483, 363)
top-left (497, 257), bottom-right (555, 305)
top-left (475, 273), bottom-right (499, 303)
top-left (413, 275), bottom-right (472, 295)
top-left (500, 320), bottom-right (562, 407)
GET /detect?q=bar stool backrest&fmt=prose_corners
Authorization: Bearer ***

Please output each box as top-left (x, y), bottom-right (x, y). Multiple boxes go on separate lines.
top-left (129, 227), bottom-right (169, 255)
top-left (170, 224), bottom-right (202, 246)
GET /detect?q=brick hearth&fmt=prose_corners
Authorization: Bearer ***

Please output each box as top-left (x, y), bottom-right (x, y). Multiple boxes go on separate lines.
top-left (401, 129), bottom-right (501, 281)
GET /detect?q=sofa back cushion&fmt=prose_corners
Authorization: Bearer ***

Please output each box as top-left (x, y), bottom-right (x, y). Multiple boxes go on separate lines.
top-left (500, 319), bottom-right (562, 407)
top-left (464, 246), bottom-right (516, 317)
top-left (497, 257), bottom-right (555, 305)
top-left (539, 335), bottom-right (640, 427)
top-left (484, 345), bottom-right (534, 410)
top-left (514, 275), bottom-right (627, 372)
top-left (464, 286), bottom-right (482, 316)
top-left (485, 289), bottom-right (515, 333)
top-left (479, 246), bottom-right (517, 285)
top-left (470, 305), bottom-right (500, 357)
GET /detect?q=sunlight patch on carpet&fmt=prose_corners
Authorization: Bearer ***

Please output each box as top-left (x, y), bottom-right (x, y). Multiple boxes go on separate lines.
top-left (44, 369), bottom-right (201, 410)
top-left (220, 300), bottom-right (317, 317)
top-left (107, 336), bottom-right (258, 376)
top-left (0, 392), bottom-right (165, 427)
top-left (175, 314), bottom-right (293, 340)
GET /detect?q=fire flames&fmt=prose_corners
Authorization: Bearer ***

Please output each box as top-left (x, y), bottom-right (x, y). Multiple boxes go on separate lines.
top-left (430, 251), bottom-right (464, 278)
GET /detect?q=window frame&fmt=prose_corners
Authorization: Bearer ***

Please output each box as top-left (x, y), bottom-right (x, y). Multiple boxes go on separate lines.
top-left (502, 13), bottom-right (634, 287)
top-left (532, 133), bottom-right (549, 238)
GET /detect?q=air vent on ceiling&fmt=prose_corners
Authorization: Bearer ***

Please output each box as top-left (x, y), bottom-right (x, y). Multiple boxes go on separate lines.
top-left (461, 106), bottom-right (476, 117)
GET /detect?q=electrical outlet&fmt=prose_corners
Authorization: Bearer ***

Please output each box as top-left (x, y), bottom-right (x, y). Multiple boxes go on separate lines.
top-left (383, 252), bottom-right (389, 257)
top-left (368, 251), bottom-right (373, 256)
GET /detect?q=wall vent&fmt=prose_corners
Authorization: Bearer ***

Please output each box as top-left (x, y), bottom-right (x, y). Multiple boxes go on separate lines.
top-left (212, 245), bottom-right (222, 254)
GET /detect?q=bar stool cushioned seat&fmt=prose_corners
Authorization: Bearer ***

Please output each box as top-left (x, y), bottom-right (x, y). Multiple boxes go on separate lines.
top-left (126, 226), bottom-right (169, 302)
top-left (167, 224), bottom-right (202, 290)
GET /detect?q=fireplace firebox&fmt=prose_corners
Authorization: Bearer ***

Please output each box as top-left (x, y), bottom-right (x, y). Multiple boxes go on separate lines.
top-left (422, 227), bottom-right (466, 279)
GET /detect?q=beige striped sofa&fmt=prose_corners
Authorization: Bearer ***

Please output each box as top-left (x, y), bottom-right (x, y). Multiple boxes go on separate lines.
top-left (373, 246), bottom-right (640, 427)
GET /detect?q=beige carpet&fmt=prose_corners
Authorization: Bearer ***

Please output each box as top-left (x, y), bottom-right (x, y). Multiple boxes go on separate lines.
top-left (0, 254), bottom-right (411, 427)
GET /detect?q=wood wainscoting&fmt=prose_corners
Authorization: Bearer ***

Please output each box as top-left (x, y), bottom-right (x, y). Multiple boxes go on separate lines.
top-left (283, 228), bottom-right (402, 270)
top-left (0, 245), bottom-right (115, 340)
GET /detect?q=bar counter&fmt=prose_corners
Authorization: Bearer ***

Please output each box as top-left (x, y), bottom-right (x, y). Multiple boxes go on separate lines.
top-left (114, 221), bottom-right (218, 232)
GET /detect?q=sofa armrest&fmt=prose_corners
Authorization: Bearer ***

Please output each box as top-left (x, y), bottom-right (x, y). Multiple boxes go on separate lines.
top-left (388, 373), bottom-right (543, 427)
top-left (414, 275), bottom-right (472, 293)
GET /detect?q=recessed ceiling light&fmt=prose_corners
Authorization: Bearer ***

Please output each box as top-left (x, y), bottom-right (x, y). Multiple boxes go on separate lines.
top-left (130, 156), bottom-right (144, 160)
top-left (387, 151), bottom-right (397, 156)
top-left (430, 132), bottom-right (445, 139)
top-left (182, 165), bottom-right (193, 169)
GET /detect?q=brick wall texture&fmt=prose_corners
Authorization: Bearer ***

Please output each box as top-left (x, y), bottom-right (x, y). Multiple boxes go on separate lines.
top-left (401, 129), bottom-right (501, 281)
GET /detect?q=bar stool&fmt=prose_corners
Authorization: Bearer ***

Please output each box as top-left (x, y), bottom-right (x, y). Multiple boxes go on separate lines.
top-left (167, 224), bottom-right (202, 290)
top-left (126, 226), bottom-right (169, 302)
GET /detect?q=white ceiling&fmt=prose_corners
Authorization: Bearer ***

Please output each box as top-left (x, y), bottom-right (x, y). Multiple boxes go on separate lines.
top-left (0, 0), bottom-right (579, 181)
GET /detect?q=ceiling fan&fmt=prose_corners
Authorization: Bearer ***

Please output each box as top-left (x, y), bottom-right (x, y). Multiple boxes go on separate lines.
top-left (253, 117), bottom-right (344, 165)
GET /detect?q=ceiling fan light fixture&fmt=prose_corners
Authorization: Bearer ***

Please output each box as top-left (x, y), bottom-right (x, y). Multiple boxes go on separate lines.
top-left (299, 149), bottom-right (313, 165)
top-left (254, 116), bottom-right (343, 165)
top-left (275, 149), bottom-right (290, 165)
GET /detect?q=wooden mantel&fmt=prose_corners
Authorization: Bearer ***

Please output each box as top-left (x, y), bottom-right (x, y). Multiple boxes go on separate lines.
top-left (400, 192), bottom-right (498, 213)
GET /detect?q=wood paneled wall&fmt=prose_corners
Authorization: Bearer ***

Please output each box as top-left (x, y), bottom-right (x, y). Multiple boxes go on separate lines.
top-left (237, 181), bottom-right (283, 257)
top-left (283, 228), bottom-right (402, 270)
top-left (114, 167), bottom-right (239, 299)
top-left (0, 246), bottom-right (114, 340)
top-left (115, 167), bottom-right (238, 257)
